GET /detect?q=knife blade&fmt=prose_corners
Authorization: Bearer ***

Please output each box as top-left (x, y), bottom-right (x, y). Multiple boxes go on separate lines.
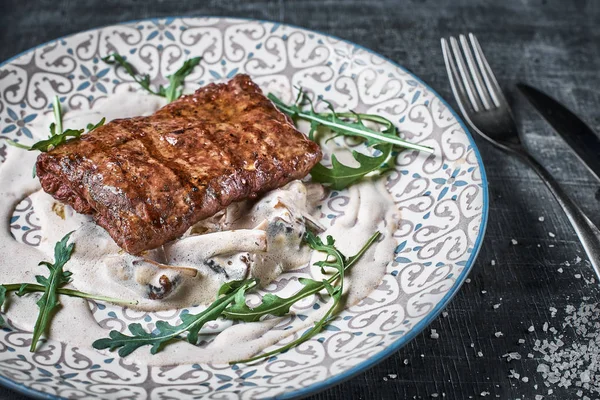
top-left (517, 83), bottom-right (600, 183)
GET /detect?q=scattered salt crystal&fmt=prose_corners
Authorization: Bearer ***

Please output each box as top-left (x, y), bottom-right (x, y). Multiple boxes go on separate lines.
top-left (574, 256), bottom-right (582, 264)
top-left (557, 268), bottom-right (563, 273)
top-left (480, 392), bottom-right (490, 397)
top-left (470, 343), bottom-right (475, 348)
top-left (575, 274), bottom-right (582, 279)
top-left (494, 331), bottom-right (503, 338)
top-left (549, 244), bottom-right (555, 248)
top-left (511, 239), bottom-right (518, 245)
top-left (466, 278), bottom-right (472, 283)
top-left (549, 307), bottom-right (557, 316)
top-left (535, 395), bottom-right (543, 400)
top-left (431, 394), bottom-right (438, 398)
top-left (542, 322), bottom-right (548, 332)
top-left (537, 364), bottom-right (550, 373)
top-left (539, 216), bottom-right (545, 221)
top-left (403, 359), bottom-right (409, 365)
top-left (383, 376), bottom-right (388, 381)
top-left (477, 351), bottom-right (483, 357)
top-left (481, 290), bottom-right (487, 294)
top-left (522, 377), bottom-right (529, 382)
top-left (528, 353), bottom-right (534, 358)
top-left (580, 371), bottom-right (590, 383)
top-left (490, 260), bottom-right (496, 266)
top-left (518, 339), bottom-right (526, 344)
top-left (528, 325), bottom-right (535, 332)
top-left (420, 354), bottom-right (424, 358)
top-left (503, 352), bottom-right (522, 362)
top-left (548, 232), bottom-right (555, 238)
top-left (493, 304), bottom-right (500, 309)
top-left (442, 311), bottom-right (448, 318)
top-left (430, 329), bottom-right (439, 340)
top-left (508, 370), bottom-right (520, 379)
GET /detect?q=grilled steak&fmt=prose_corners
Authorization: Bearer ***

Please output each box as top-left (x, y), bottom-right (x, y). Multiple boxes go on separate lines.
top-left (36, 74), bottom-right (322, 254)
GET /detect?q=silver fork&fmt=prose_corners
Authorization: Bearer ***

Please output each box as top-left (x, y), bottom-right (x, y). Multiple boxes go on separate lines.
top-left (441, 33), bottom-right (600, 279)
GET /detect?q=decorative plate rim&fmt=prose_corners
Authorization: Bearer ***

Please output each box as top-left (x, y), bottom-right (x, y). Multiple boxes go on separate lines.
top-left (0, 16), bottom-right (489, 400)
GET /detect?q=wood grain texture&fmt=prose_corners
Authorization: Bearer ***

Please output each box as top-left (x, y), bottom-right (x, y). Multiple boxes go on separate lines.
top-left (1, 0), bottom-right (599, 399)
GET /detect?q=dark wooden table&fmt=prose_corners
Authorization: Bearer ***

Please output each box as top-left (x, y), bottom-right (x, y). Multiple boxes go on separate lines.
top-left (1, 0), bottom-right (599, 399)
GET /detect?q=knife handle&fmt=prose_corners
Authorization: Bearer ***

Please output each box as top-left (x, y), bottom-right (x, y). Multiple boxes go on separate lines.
top-left (518, 150), bottom-right (600, 279)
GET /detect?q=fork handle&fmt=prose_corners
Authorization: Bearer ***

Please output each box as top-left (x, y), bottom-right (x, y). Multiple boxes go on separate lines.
top-left (518, 150), bottom-right (600, 279)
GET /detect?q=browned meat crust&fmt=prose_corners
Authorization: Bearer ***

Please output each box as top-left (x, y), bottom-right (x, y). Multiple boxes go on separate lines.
top-left (36, 74), bottom-right (322, 254)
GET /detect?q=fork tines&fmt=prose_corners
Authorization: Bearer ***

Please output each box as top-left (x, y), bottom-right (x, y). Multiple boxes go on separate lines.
top-left (441, 33), bottom-right (504, 113)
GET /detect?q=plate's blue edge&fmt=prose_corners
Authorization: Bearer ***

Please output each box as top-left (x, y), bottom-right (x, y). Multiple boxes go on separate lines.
top-left (0, 16), bottom-right (489, 400)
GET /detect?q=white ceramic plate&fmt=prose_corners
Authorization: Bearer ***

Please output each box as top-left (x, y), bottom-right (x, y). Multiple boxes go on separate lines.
top-left (0, 17), bottom-right (488, 399)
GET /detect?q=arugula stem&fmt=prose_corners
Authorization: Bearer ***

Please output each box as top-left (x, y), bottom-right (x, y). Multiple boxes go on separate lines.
top-left (235, 300), bottom-right (339, 364)
top-left (52, 96), bottom-right (63, 137)
top-left (1, 284), bottom-right (138, 306)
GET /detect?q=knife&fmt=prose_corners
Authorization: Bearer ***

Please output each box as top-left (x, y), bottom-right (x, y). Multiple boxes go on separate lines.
top-left (517, 83), bottom-right (600, 183)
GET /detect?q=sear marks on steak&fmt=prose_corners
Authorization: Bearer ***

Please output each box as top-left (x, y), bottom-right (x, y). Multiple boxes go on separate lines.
top-left (36, 74), bottom-right (322, 254)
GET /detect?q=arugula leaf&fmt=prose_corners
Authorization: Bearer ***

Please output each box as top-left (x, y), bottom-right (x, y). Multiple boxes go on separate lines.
top-left (92, 279), bottom-right (257, 357)
top-left (102, 53), bottom-right (160, 97)
top-left (103, 53), bottom-right (202, 103)
top-left (28, 128), bottom-right (84, 152)
top-left (29, 231), bottom-right (75, 352)
top-left (0, 249), bottom-right (138, 331)
top-left (223, 277), bottom-right (323, 322)
top-left (232, 231), bottom-right (379, 364)
top-left (269, 89), bottom-right (432, 189)
top-left (268, 90), bottom-right (433, 153)
top-left (309, 144), bottom-right (393, 190)
top-left (223, 231), bottom-right (364, 322)
top-left (161, 57), bottom-right (202, 103)
top-left (5, 96), bottom-right (105, 154)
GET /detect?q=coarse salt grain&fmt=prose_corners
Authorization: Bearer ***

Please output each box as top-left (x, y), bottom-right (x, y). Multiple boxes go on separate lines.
top-left (493, 304), bottom-right (500, 309)
top-left (502, 352), bottom-right (522, 362)
top-left (539, 216), bottom-right (545, 221)
top-left (557, 268), bottom-right (563, 273)
top-left (511, 239), bottom-right (518, 245)
top-left (491, 260), bottom-right (496, 266)
top-left (430, 329), bottom-right (439, 340)
top-left (494, 331), bottom-right (503, 338)
top-left (548, 232), bottom-right (555, 238)
top-left (442, 311), bottom-right (448, 318)
top-left (528, 325), bottom-right (535, 333)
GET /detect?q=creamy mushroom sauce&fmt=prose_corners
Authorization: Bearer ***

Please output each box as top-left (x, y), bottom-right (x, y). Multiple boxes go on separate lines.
top-left (0, 92), bottom-right (399, 365)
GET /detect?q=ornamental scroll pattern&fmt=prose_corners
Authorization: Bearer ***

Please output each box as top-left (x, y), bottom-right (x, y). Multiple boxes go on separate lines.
top-left (0, 18), bottom-right (485, 399)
